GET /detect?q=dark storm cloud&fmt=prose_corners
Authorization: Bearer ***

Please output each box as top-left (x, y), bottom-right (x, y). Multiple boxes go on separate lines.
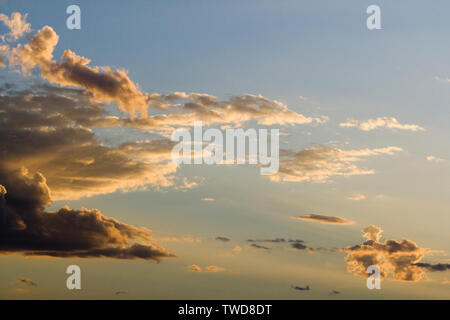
top-left (0, 168), bottom-right (175, 261)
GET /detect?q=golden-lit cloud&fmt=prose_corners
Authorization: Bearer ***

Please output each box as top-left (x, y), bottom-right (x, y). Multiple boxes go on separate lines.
top-left (347, 194), bottom-right (366, 201)
top-left (0, 12), bottom-right (32, 41)
top-left (0, 168), bottom-right (175, 261)
top-left (269, 146), bottom-right (402, 183)
top-left (186, 264), bottom-right (227, 273)
top-left (342, 225), bottom-right (447, 282)
top-left (295, 214), bottom-right (355, 225)
top-left (18, 278), bottom-right (37, 286)
top-left (426, 155), bottom-right (445, 163)
top-left (5, 23), bottom-right (149, 117)
top-left (340, 117), bottom-right (425, 131)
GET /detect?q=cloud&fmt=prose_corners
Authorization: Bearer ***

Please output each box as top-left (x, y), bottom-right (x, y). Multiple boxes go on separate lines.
top-left (413, 263), bottom-right (450, 272)
top-left (187, 264), bottom-right (202, 272)
top-left (219, 245), bottom-right (242, 257)
top-left (0, 84), bottom-right (180, 200)
top-left (115, 291), bottom-right (128, 295)
top-left (161, 236), bottom-right (201, 243)
top-left (269, 146), bottom-right (403, 183)
top-left (186, 264), bottom-right (227, 273)
top-left (18, 278), bottom-right (37, 286)
top-left (426, 155), bottom-right (445, 163)
top-left (342, 225), bottom-right (448, 282)
top-left (0, 13), bottom-right (328, 130)
top-left (204, 265), bottom-right (226, 273)
top-left (0, 168), bottom-right (175, 261)
top-left (250, 243), bottom-right (270, 250)
top-left (4, 23), bottom-right (149, 117)
top-left (329, 290), bottom-right (340, 295)
top-left (248, 238), bottom-right (287, 243)
top-left (295, 214), bottom-right (355, 225)
top-left (347, 194), bottom-right (366, 201)
top-left (291, 285), bottom-right (310, 291)
top-left (340, 117), bottom-right (424, 132)
top-left (202, 198), bottom-right (216, 202)
top-left (0, 12), bottom-right (32, 41)
top-left (216, 237), bottom-right (230, 242)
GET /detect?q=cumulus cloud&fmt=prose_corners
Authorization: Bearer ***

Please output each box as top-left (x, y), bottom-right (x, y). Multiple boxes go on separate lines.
top-left (340, 117), bottom-right (424, 132)
top-left (269, 146), bottom-right (402, 183)
top-left (216, 237), bottom-right (230, 242)
top-left (115, 291), bottom-right (128, 295)
top-left (0, 12), bottom-right (32, 41)
top-left (295, 214), bottom-right (355, 225)
top-left (3, 23), bottom-right (149, 116)
top-left (342, 225), bottom-right (449, 282)
top-left (0, 168), bottom-right (175, 261)
top-left (0, 84), bottom-right (180, 200)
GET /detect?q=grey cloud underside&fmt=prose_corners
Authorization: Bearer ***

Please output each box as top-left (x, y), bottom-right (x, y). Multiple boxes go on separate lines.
top-left (0, 167), bottom-right (175, 260)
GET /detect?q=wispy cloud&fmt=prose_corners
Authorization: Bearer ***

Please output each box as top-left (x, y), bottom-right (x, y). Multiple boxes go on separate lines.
top-left (295, 214), bottom-right (355, 225)
top-left (340, 117), bottom-right (424, 132)
top-left (347, 194), bottom-right (366, 201)
top-left (269, 146), bottom-right (403, 183)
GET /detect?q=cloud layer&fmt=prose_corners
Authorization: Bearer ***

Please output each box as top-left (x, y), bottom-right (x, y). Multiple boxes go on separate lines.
top-left (0, 167), bottom-right (175, 261)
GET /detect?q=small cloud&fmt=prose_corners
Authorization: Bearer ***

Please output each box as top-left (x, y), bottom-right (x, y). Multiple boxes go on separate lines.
top-left (247, 238), bottom-right (286, 243)
top-left (216, 236), bottom-right (230, 242)
top-left (181, 236), bottom-right (201, 243)
top-left (161, 236), bottom-right (201, 243)
top-left (340, 117), bottom-right (424, 132)
top-left (202, 197), bottom-right (216, 202)
top-left (187, 264), bottom-right (202, 272)
top-left (219, 245), bottom-right (242, 257)
top-left (413, 263), bottom-right (450, 272)
top-left (115, 291), bottom-right (128, 295)
top-left (329, 290), bottom-right (341, 295)
top-left (435, 76), bottom-right (450, 83)
top-left (292, 285), bottom-right (310, 291)
top-left (347, 194), bottom-right (366, 201)
top-left (298, 96), bottom-right (308, 101)
top-left (250, 243), bottom-right (270, 250)
top-left (426, 155), bottom-right (445, 163)
top-left (290, 241), bottom-right (315, 254)
top-left (204, 265), bottom-right (226, 273)
top-left (295, 214), bottom-right (355, 225)
top-left (186, 264), bottom-right (227, 273)
top-left (232, 246), bottom-right (242, 254)
top-left (18, 278), bottom-right (37, 286)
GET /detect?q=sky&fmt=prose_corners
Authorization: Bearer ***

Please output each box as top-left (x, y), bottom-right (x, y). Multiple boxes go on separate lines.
top-left (0, 0), bottom-right (449, 299)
